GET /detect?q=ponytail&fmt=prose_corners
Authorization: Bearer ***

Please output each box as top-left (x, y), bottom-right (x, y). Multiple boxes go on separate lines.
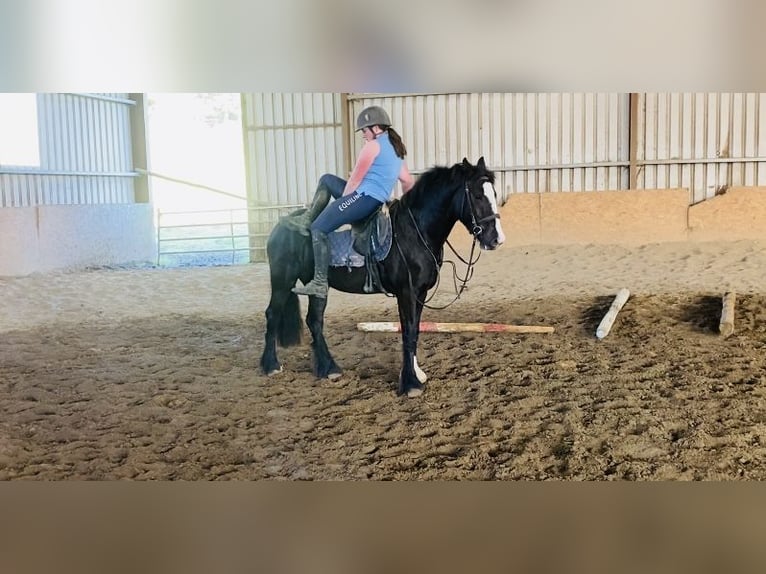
top-left (384, 127), bottom-right (407, 159)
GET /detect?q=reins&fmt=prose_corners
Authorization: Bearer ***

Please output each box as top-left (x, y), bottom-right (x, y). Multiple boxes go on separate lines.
top-left (393, 182), bottom-right (487, 310)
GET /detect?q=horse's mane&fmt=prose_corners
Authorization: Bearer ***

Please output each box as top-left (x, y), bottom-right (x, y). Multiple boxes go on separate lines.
top-left (395, 164), bottom-right (462, 210)
top-left (394, 160), bottom-right (495, 211)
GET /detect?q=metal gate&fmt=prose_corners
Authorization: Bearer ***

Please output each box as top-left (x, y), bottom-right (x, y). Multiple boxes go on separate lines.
top-left (156, 205), bottom-right (301, 266)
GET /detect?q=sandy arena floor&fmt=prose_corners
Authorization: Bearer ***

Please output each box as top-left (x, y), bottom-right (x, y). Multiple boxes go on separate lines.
top-left (2, 240), bottom-right (766, 480)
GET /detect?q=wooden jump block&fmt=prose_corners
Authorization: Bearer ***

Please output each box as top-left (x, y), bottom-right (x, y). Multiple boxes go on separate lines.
top-left (596, 288), bottom-right (631, 339)
top-left (719, 291), bottom-right (736, 338)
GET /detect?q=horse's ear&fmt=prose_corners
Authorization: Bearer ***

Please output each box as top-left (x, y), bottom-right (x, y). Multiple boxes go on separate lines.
top-left (462, 157), bottom-right (471, 168)
top-left (477, 156), bottom-right (486, 170)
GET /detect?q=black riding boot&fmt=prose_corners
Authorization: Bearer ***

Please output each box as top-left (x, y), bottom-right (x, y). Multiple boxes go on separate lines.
top-left (281, 185), bottom-right (331, 236)
top-left (293, 230), bottom-right (330, 298)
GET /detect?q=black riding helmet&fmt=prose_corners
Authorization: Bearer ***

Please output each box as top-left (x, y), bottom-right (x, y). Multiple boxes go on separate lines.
top-left (355, 105), bottom-right (391, 131)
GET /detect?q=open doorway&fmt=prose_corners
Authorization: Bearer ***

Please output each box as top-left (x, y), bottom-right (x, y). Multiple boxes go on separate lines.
top-left (146, 93), bottom-right (249, 266)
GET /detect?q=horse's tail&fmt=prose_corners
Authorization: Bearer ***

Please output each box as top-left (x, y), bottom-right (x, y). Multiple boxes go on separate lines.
top-left (266, 222), bottom-right (305, 348)
top-left (275, 289), bottom-right (303, 347)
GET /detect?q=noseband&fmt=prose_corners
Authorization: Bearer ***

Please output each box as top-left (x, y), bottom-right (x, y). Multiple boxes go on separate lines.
top-left (463, 182), bottom-right (500, 237)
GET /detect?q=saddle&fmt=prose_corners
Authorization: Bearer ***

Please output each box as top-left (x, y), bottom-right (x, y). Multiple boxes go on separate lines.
top-left (327, 204), bottom-right (392, 294)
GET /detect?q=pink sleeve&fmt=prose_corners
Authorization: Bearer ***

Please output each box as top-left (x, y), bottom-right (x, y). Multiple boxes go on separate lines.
top-left (343, 141), bottom-right (379, 195)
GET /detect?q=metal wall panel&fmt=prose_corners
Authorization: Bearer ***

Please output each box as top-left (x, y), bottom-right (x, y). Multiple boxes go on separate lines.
top-left (0, 93), bottom-right (135, 207)
top-left (241, 93), bottom-right (343, 206)
top-left (241, 93), bottom-right (766, 211)
top-left (637, 93), bottom-right (766, 203)
top-left (346, 93), bottom-right (630, 202)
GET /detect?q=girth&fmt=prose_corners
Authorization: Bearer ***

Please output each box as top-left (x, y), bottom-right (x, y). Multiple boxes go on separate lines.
top-left (351, 204), bottom-right (391, 293)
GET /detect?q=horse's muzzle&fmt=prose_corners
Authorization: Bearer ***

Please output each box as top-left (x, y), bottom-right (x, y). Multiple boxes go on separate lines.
top-left (482, 237), bottom-right (502, 250)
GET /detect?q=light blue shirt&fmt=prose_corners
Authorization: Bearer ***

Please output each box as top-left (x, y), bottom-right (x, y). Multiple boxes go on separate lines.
top-left (355, 133), bottom-right (402, 203)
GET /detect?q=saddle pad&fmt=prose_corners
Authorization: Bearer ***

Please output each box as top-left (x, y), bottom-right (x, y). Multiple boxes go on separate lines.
top-left (328, 228), bottom-right (392, 268)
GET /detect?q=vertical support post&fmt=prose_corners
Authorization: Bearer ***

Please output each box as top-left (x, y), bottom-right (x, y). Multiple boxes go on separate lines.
top-left (156, 210), bottom-right (162, 265)
top-left (129, 93), bottom-right (150, 203)
top-left (340, 93), bottom-right (352, 178)
top-left (240, 93), bottom-right (262, 261)
top-left (629, 92), bottom-right (639, 190)
top-left (230, 208), bottom-right (236, 265)
top-left (240, 93), bottom-right (254, 203)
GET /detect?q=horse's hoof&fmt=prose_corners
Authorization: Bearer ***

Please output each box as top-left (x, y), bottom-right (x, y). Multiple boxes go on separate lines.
top-left (266, 367), bottom-right (283, 376)
top-left (399, 379), bottom-right (424, 397)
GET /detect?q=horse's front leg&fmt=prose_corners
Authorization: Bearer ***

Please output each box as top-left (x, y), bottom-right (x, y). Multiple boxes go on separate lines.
top-left (397, 290), bottom-right (427, 397)
top-left (414, 354), bottom-right (427, 384)
top-left (306, 294), bottom-right (342, 380)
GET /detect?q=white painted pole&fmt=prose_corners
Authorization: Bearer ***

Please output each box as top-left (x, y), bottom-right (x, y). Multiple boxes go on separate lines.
top-left (357, 322), bottom-right (554, 334)
top-left (596, 288), bottom-right (631, 339)
top-left (719, 291), bottom-right (736, 338)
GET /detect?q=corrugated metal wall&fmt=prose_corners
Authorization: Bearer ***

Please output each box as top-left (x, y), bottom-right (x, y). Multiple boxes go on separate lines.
top-left (637, 93), bottom-right (766, 203)
top-left (241, 93), bottom-right (343, 206)
top-left (0, 93), bottom-right (136, 207)
top-left (242, 92), bottom-right (766, 208)
top-left (347, 93), bottom-right (630, 201)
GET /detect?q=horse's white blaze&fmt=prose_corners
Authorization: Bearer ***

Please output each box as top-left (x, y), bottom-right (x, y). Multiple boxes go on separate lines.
top-left (414, 356), bottom-right (427, 383)
top-left (483, 181), bottom-right (505, 245)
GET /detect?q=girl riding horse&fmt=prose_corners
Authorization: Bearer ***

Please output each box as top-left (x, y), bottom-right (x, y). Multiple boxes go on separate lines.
top-left (262, 153), bottom-right (505, 397)
top-left (282, 105), bottom-right (414, 298)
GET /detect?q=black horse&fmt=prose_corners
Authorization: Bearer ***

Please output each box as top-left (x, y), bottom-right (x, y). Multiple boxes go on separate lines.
top-left (260, 157), bottom-right (505, 397)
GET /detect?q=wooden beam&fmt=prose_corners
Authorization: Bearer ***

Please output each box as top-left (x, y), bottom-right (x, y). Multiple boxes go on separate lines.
top-left (358, 322), bottom-right (554, 334)
top-left (719, 291), bottom-right (736, 337)
top-left (596, 288), bottom-right (631, 339)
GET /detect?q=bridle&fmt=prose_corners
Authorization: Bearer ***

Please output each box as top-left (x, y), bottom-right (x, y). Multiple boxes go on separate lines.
top-left (462, 179), bottom-right (500, 238)
top-left (394, 177), bottom-right (500, 310)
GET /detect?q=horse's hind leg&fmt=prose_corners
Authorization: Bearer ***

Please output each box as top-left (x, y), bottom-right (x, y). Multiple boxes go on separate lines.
top-left (306, 294), bottom-right (342, 380)
top-left (260, 286), bottom-right (303, 376)
top-left (260, 292), bottom-right (286, 375)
